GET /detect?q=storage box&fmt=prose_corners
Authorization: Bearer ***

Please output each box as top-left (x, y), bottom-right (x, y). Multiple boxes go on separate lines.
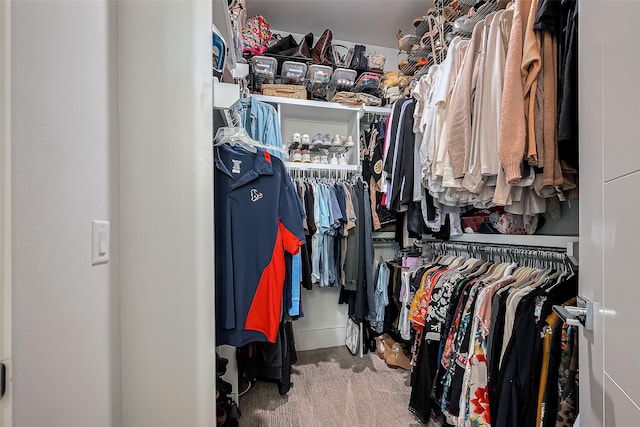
top-left (251, 56), bottom-right (277, 91)
top-left (281, 61), bottom-right (307, 85)
top-left (262, 84), bottom-right (307, 100)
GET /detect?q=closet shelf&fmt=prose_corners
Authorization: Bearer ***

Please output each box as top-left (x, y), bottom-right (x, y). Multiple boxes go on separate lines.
top-left (363, 105), bottom-right (393, 115)
top-left (254, 94), bottom-right (362, 113)
top-left (439, 234), bottom-right (579, 250)
top-left (285, 162), bottom-right (360, 172)
top-left (213, 78), bottom-right (240, 110)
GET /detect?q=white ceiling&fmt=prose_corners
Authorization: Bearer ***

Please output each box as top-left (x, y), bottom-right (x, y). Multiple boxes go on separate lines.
top-left (246, 0), bottom-right (435, 49)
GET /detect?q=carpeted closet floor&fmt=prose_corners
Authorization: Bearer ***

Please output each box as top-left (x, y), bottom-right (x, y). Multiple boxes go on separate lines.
top-left (239, 346), bottom-right (422, 427)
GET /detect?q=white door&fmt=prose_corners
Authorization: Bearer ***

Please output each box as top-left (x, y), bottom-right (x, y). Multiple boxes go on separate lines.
top-left (580, 1), bottom-right (640, 425)
top-left (0, 0), bottom-right (10, 424)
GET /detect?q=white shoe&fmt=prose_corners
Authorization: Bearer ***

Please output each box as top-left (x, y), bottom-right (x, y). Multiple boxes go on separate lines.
top-left (302, 151), bottom-right (311, 163)
top-left (329, 155), bottom-right (339, 165)
top-left (320, 155), bottom-right (329, 164)
top-left (344, 136), bottom-right (354, 147)
top-left (338, 154), bottom-right (348, 165)
top-left (292, 150), bottom-right (302, 163)
top-left (331, 134), bottom-right (343, 147)
top-left (301, 134), bottom-right (311, 147)
top-left (291, 133), bottom-right (301, 143)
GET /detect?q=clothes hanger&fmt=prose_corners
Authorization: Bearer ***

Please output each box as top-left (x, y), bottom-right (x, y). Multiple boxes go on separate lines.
top-left (213, 126), bottom-right (286, 153)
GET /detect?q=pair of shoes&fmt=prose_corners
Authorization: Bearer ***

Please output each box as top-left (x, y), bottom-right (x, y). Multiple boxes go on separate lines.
top-left (384, 343), bottom-right (412, 370)
top-left (291, 149), bottom-right (302, 162)
top-left (312, 133), bottom-right (332, 148)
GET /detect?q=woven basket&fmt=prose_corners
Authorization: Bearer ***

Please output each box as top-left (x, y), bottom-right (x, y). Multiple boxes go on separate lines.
top-left (261, 84), bottom-right (307, 99)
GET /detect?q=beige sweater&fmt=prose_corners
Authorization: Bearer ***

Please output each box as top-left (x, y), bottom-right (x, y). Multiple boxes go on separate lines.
top-left (446, 21), bottom-right (485, 178)
top-left (498, 0), bottom-right (533, 184)
top-left (522, 0), bottom-right (542, 164)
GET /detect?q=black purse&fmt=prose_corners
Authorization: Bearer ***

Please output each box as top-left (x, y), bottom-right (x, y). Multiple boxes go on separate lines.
top-left (349, 44), bottom-right (367, 71)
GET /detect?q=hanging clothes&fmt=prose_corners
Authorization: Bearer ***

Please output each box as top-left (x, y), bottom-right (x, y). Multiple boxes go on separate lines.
top-left (214, 144), bottom-right (305, 347)
top-left (404, 244), bottom-right (578, 427)
top-left (236, 96), bottom-right (284, 159)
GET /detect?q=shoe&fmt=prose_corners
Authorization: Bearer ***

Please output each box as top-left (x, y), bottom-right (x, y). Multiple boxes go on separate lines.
top-left (217, 406), bottom-right (227, 426)
top-left (322, 134), bottom-right (332, 147)
top-left (217, 377), bottom-right (232, 395)
top-left (375, 333), bottom-right (393, 359)
top-left (302, 150), bottom-right (311, 163)
top-left (291, 132), bottom-right (301, 144)
top-left (332, 134), bottom-right (343, 147)
top-left (292, 149), bottom-right (302, 163)
top-left (301, 134), bottom-right (311, 147)
top-left (311, 154), bottom-right (321, 163)
top-left (344, 136), bottom-right (355, 147)
top-left (216, 353), bottom-right (228, 377)
top-left (320, 155), bottom-right (328, 164)
top-left (329, 155), bottom-right (338, 165)
top-left (384, 343), bottom-right (412, 370)
top-left (238, 377), bottom-right (255, 397)
top-left (338, 154), bottom-right (348, 165)
top-left (312, 133), bottom-right (324, 148)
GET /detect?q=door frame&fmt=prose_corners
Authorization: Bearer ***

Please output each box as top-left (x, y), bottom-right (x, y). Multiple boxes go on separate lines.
top-left (0, 0), bottom-right (12, 424)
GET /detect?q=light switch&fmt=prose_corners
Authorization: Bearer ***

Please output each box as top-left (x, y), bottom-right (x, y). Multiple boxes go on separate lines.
top-left (92, 220), bottom-right (110, 266)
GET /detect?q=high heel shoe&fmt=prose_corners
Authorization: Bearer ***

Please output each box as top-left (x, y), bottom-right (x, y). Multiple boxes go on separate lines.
top-left (384, 343), bottom-right (412, 370)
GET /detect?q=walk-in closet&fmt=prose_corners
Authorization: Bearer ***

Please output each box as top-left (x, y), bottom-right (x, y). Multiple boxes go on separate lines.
top-left (5, 0), bottom-right (639, 426)
top-left (210, 0), bottom-right (610, 426)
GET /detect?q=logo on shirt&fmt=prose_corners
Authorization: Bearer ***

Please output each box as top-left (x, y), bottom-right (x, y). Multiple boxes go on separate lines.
top-left (250, 189), bottom-right (264, 202)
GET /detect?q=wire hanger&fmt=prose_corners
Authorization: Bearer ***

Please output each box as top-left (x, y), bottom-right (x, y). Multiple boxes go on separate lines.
top-left (213, 126), bottom-right (286, 153)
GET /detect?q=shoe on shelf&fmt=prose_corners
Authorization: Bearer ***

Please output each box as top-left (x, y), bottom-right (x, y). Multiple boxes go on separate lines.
top-left (320, 155), bottom-right (329, 164)
top-left (301, 134), bottom-right (311, 148)
top-left (329, 155), bottom-right (338, 165)
top-left (338, 154), bottom-right (348, 165)
top-left (332, 134), bottom-right (343, 147)
top-left (344, 136), bottom-right (355, 147)
top-left (312, 133), bottom-right (324, 148)
top-left (291, 132), bottom-right (301, 144)
top-left (384, 343), bottom-right (412, 370)
top-left (292, 149), bottom-right (303, 163)
top-left (322, 134), bottom-right (332, 147)
top-left (302, 150), bottom-right (311, 163)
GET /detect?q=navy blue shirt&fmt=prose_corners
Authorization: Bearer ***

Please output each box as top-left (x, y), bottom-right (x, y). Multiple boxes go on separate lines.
top-left (215, 145), bottom-right (305, 346)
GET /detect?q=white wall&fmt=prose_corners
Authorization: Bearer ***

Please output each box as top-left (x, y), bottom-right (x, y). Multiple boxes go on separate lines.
top-left (11, 1), bottom-right (121, 426)
top-left (118, 1), bottom-right (214, 426)
top-left (0, 0), bottom-right (12, 425)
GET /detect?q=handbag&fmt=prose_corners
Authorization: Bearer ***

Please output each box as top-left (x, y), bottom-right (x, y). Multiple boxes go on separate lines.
top-left (349, 44), bottom-right (367, 70)
top-left (345, 316), bottom-right (360, 356)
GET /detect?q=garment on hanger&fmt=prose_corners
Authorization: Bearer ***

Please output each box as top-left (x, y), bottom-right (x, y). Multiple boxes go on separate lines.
top-left (214, 144), bottom-right (305, 347)
top-left (404, 243), bottom-right (578, 427)
top-left (235, 96), bottom-right (284, 159)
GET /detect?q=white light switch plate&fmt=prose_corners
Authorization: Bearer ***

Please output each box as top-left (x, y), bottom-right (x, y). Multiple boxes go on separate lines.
top-left (91, 220), bottom-right (110, 266)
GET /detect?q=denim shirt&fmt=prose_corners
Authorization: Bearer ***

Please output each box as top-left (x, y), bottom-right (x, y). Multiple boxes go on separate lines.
top-left (236, 97), bottom-right (284, 159)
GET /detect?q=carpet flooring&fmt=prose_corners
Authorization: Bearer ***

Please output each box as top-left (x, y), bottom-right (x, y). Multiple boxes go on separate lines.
top-left (239, 346), bottom-right (423, 427)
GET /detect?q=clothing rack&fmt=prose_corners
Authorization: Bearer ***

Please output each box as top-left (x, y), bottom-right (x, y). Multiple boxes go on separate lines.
top-left (420, 239), bottom-right (578, 270)
top-left (287, 166), bottom-right (362, 182)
